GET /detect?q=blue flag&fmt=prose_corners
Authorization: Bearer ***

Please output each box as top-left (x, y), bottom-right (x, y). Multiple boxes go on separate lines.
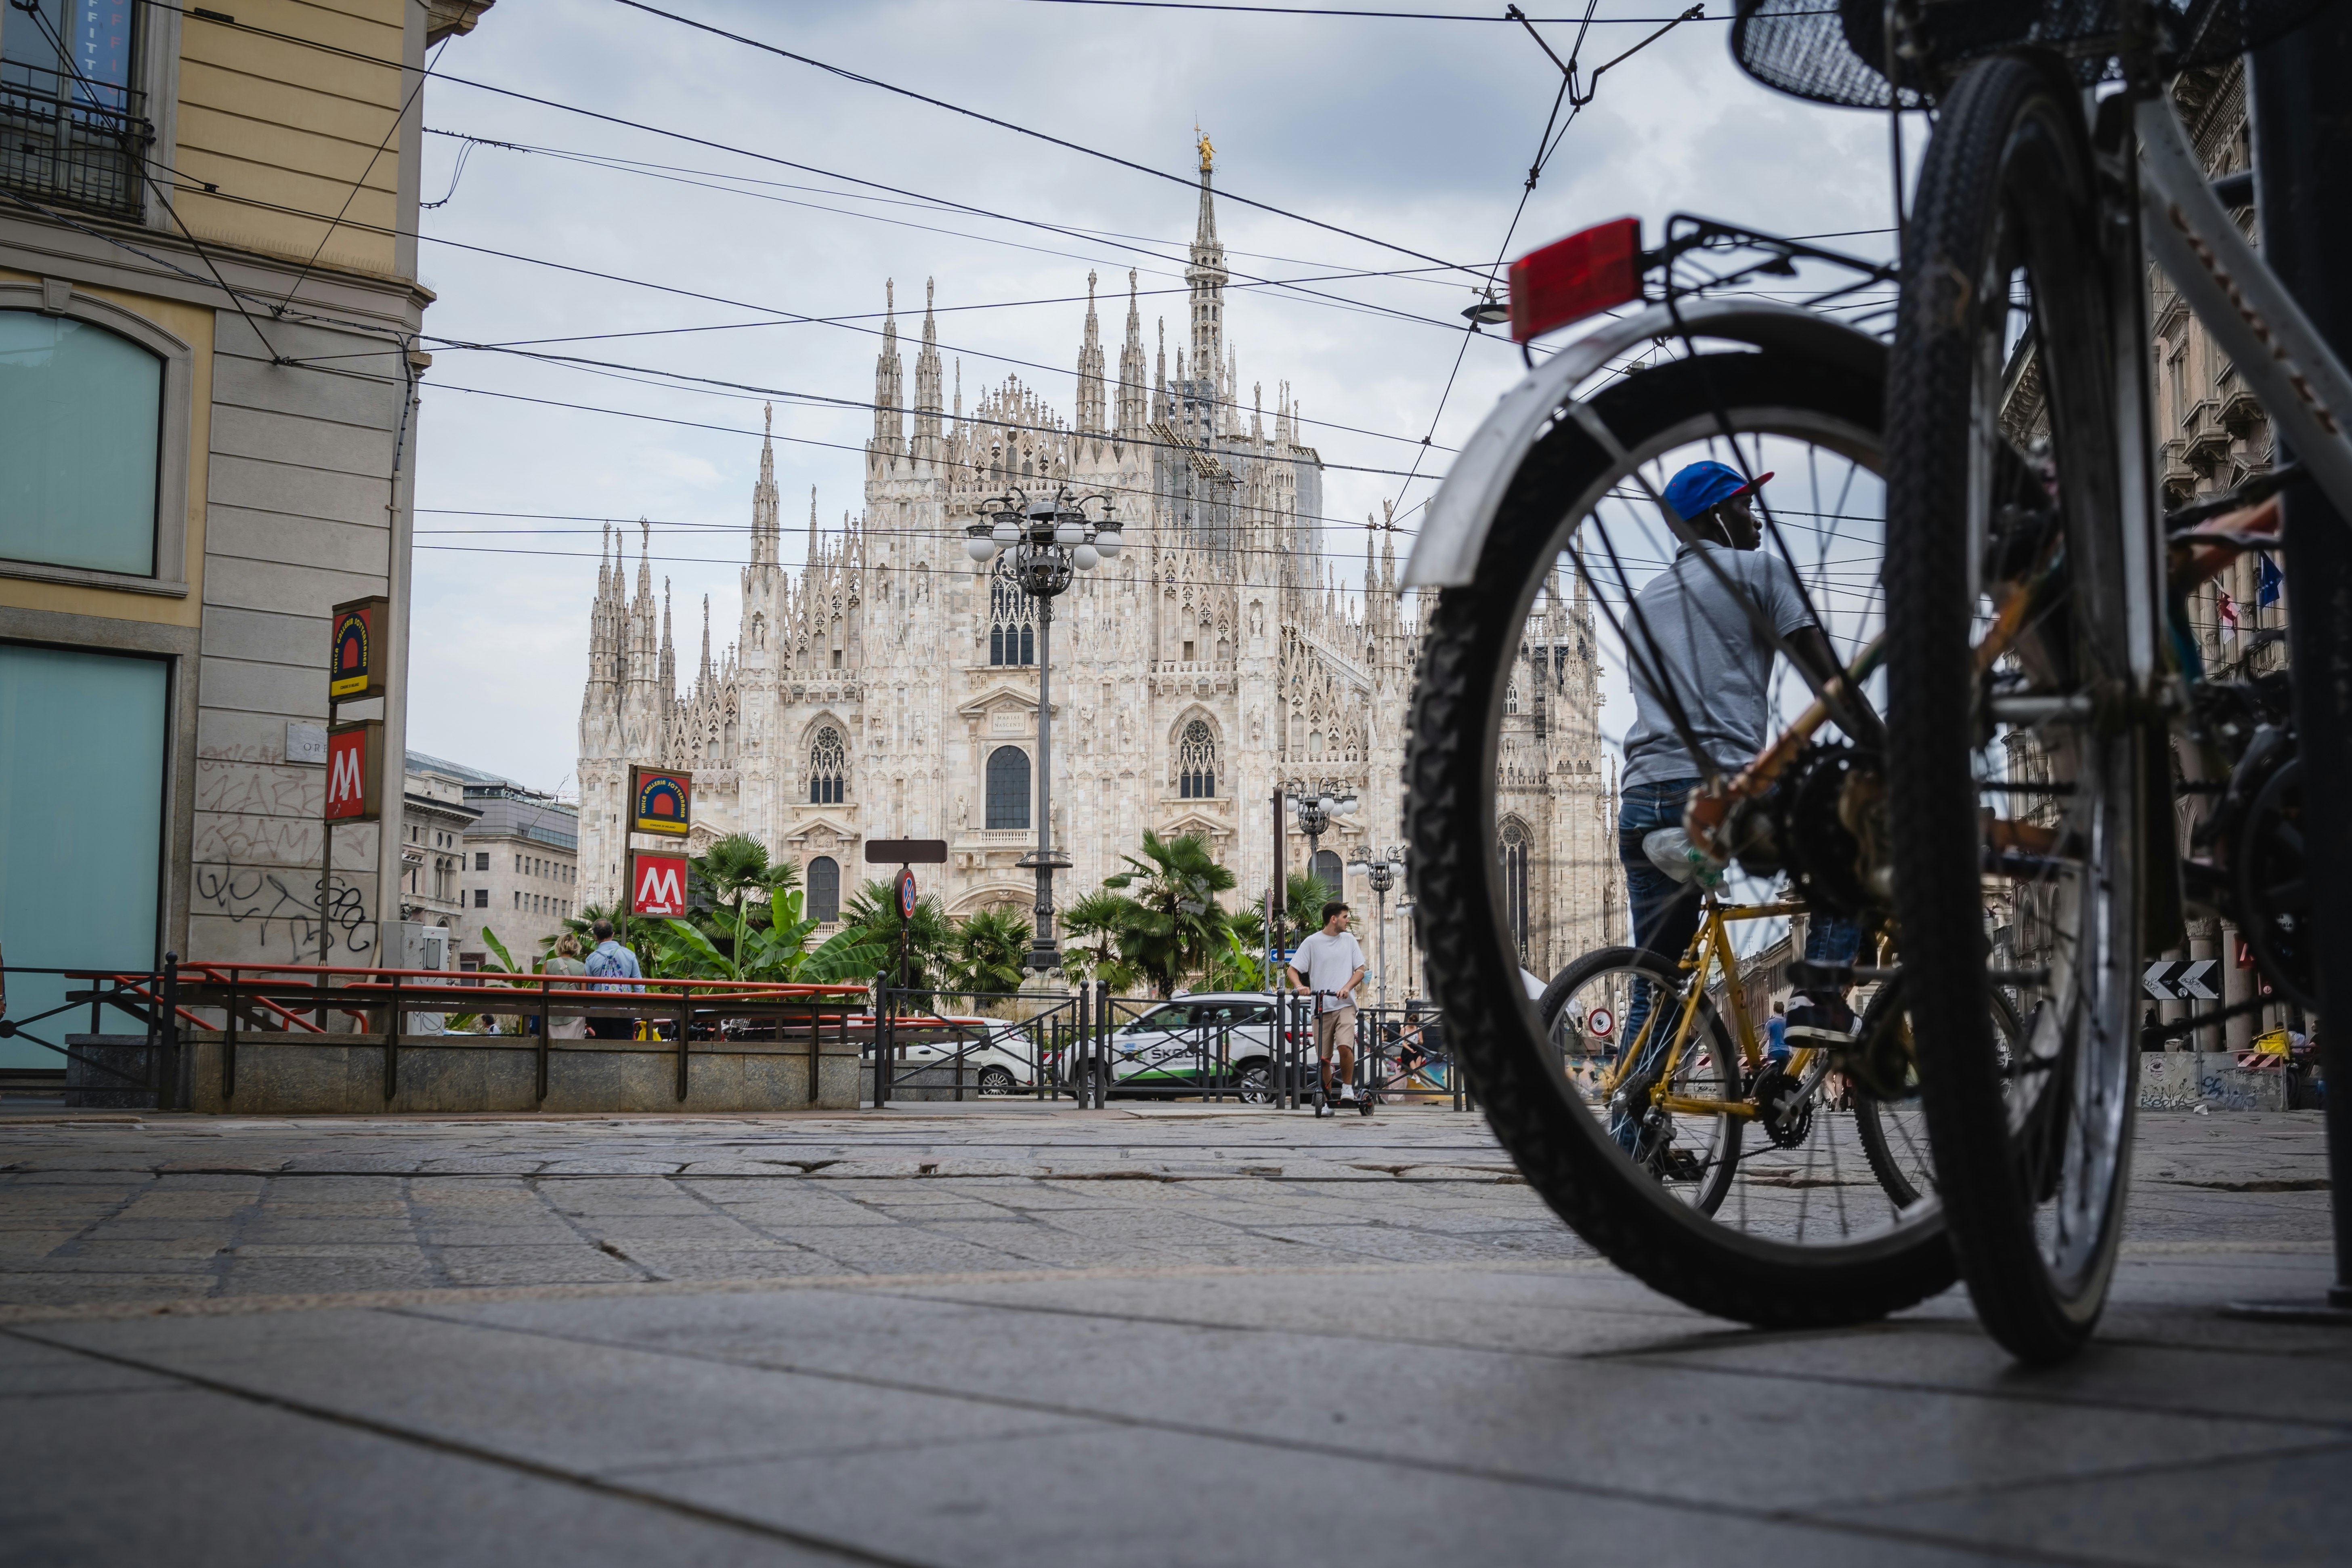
top-left (2259, 553), bottom-right (2283, 609)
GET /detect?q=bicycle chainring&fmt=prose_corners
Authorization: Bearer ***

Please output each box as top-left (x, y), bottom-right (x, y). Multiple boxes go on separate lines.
top-left (1748, 1063), bottom-right (1814, 1149)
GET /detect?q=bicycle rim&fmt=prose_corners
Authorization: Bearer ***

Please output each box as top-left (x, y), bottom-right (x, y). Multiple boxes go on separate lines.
top-left (1407, 349), bottom-right (1959, 1327)
top-left (1886, 52), bottom-right (2148, 1363)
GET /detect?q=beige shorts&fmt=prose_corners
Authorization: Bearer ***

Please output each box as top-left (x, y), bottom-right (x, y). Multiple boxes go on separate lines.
top-left (1314, 1005), bottom-right (1357, 1060)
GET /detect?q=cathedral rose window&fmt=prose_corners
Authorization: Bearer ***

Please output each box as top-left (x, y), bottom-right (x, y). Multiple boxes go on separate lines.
top-left (1178, 719), bottom-right (1216, 800)
top-left (809, 726), bottom-right (846, 804)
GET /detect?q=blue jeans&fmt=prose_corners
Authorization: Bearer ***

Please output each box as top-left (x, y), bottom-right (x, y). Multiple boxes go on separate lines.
top-left (1609, 779), bottom-right (1863, 1148)
top-left (1613, 779), bottom-right (1703, 1151)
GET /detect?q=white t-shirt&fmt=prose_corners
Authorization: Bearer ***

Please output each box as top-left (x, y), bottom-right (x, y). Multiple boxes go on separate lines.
top-left (1292, 930), bottom-right (1364, 1012)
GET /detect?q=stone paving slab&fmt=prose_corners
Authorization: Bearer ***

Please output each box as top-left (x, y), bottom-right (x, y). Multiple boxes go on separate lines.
top-left (0, 1105), bottom-right (2341, 1564)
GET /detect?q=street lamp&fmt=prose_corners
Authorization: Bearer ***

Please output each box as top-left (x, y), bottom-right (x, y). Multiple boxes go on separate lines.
top-left (1285, 781), bottom-right (1358, 898)
top-left (1345, 847), bottom-right (1404, 1012)
top-left (965, 487), bottom-right (1120, 975)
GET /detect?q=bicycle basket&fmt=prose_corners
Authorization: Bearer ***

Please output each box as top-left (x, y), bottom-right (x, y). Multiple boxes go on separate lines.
top-left (1731, 0), bottom-right (2333, 111)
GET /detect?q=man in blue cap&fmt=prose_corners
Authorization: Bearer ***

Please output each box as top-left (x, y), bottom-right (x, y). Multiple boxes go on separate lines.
top-left (1616, 461), bottom-right (1862, 1052)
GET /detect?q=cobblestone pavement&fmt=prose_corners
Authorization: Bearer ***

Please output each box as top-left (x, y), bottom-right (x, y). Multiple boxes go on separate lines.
top-left (0, 1102), bottom-right (2342, 1565)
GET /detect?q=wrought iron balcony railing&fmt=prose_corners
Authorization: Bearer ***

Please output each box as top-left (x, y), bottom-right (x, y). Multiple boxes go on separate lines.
top-left (0, 63), bottom-right (150, 221)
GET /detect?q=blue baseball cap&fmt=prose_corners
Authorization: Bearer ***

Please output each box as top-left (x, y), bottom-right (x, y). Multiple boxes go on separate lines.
top-left (1661, 460), bottom-right (1771, 524)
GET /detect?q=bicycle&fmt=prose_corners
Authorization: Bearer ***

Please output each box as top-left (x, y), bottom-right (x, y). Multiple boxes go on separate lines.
top-left (1731, 0), bottom-right (2352, 1362)
top-left (1399, 206), bottom-right (1999, 1323)
top-left (1538, 894), bottom-right (1985, 1228)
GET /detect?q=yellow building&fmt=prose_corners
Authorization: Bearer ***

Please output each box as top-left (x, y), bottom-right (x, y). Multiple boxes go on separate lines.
top-left (0, 0), bottom-right (492, 1072)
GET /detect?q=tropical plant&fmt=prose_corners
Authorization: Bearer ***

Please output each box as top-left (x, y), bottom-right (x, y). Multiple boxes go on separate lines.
top-left (690, 831), bottom-right (773, 907)
top-left (657, 889), bottom-right (890, 984)
top-left (1101, 830), bottom-right (1237, 997)
top-left (1204, 921), bottom-right (1270, 993)
top-left (947, 906), bottom-right (1033, 1001)
top-left (1277, 869), bottom-right (1338, 949)
top-left (475, 926), bottom-right (545, 1035)
top-left (1059, 888), bottom-right (1144, 993)
top-left (839, 878), bottom-right (957, 991)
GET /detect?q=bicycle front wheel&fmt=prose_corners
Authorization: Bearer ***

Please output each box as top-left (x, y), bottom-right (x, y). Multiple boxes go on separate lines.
top-left (1407, 345), bottom-right (1958, 1328)
top-left (1886, 52), bottom-right (2157, 1362)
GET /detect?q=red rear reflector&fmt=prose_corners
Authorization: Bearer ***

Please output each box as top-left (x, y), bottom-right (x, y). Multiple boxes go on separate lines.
top-left (1509, 217), bottom-right (1643, 343)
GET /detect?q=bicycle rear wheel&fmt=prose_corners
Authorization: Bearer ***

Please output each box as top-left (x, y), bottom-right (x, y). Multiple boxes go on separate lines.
top-left (1407, 347), bottom-right (1959, 1327)
top-left (1885, 52), bottom-right (2157, 1363)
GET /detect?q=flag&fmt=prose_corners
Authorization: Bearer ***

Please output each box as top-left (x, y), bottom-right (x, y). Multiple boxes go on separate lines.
top-left (2259, 553), bottom-right (2283, 608)
top-left (2218, 590), bottom-right (2239, 642)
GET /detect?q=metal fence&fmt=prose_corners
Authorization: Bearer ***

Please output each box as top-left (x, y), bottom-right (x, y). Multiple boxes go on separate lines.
top-left (866, 984), bottom-right (1464, 1111)
top-left (2, 960), bottom-right (1464, 1115)
top-left (0, 957), bottom-right (870, 1109)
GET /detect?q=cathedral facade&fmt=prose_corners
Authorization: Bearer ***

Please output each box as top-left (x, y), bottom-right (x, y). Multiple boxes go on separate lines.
top-left (575, 147), bottom-right (1620, 984)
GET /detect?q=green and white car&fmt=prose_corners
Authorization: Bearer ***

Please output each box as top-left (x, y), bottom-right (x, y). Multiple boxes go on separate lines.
top-left (1085, 992), bottom-right (1286, 1100)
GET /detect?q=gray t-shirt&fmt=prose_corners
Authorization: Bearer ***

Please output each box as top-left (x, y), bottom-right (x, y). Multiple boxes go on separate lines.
top-left (1291, 930), bottom-right (1364, 1012)
top-left (1620, 543), bottom-right (1814, 788)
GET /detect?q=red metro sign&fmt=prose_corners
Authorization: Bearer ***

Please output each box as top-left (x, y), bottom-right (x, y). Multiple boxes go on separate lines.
top-left (629, 851), bottom-right (690, 919)
top-left (323, 720), bottom-right (384, 821)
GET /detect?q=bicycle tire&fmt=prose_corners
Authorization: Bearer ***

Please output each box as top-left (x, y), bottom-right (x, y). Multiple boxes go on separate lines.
top-left (1884, 52), bottom-right (2150, 1363)
top-left (1406, 350), bottom-right (1959, 1328)
top-left (1851, 974), bottom-right (2024, 1209)
top-left (1539, 947), bottom-right (1743, 1215)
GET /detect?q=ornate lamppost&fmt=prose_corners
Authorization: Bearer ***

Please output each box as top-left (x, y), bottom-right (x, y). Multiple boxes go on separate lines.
top-left (1345, 846), bottom-right (1404, 1011)
top-left (966, 488), bottom-right (1121, 975)
top-left (1284, 780), bottom-right (1358, 908)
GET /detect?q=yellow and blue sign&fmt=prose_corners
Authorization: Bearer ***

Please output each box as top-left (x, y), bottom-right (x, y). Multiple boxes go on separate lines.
top-left (328, 595), bottom-right (388, 701)
top-left (630, 765), bottom-right (692, 836)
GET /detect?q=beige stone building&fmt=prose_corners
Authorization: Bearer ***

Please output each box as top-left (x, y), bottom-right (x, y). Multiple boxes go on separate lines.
top-left (575, 147), bottom-right (1619, 984)
top-left (0, 2), bottom-right (492, 1073)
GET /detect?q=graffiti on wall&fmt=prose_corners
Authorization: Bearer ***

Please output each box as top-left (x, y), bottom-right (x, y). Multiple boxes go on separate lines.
top-left (195, 867), bottom-right (373, 957)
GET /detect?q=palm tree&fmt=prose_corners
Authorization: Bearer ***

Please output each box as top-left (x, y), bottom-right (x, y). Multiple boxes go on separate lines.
top-left (1060, 888), bottom-right (1144, 993)
top-left (691, 832), bottom-right (772, 907)
top-left (947, 906), bottom-right (1032, 1001)
top-left (839, 877), bottom-right (956, 992)
top-left (1102, 830), bottom-right (1238, 997)
top-left (1278, 869), bottom-right (1338, 949)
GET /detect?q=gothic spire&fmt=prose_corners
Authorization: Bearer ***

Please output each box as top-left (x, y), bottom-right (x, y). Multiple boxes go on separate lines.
top-left (1118, 267), bottom-right (1145, 437)
top-left (751, 402), bottom-right (779, 569)
top-left (807, 485), bottom-right (818, 565)
top-left (1076, 269), bottom-right (1106, 436)
top-left (913, 277), bottom-right (943, 449)
top-left (1186, 130), bottom-right (1227, 395)
top-left (699, 593), bottom-right (713, 690)
top-left (1154, 316), bottom-right (1167, 422)
top-left (873, 278), bottom-right (904, 448)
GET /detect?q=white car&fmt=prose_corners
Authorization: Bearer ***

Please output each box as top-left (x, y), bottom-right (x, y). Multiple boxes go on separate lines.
top-left (1082, 992), bottom-right (1286, 1100)
top-left (867, 1014), bottom-right (1047, 1094)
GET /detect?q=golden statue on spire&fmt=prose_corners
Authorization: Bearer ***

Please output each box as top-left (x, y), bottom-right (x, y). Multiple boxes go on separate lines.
top-left (1197, 128), bottom-right (1213, 173)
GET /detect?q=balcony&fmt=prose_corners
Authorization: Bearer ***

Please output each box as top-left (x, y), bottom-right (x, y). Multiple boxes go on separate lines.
top-left (0, 65), bottom-right (149, 222)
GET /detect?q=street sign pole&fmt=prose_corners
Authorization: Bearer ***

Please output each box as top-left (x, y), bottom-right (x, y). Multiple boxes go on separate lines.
top-left (2235, 17), bottom-right (2352, 1321)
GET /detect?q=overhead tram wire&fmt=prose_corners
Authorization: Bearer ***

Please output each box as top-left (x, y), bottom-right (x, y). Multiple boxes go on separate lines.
top-left (137, 3), bottom-right (1538, 439)
top-left (420, 128), bottom-right (1481, 292)
top-left (147, 177), bottom-right (1456, 458)
top-left (604, 0), bottom-right (1488, 281)
top-left (1016, 2), bottom-right (1725, 17)
top-left (148, 1), bottom-right (1484, 292)
top-left (407, 132), bottom-right (1469, 340)
top-left (277, 28), bottom-right (451, 310)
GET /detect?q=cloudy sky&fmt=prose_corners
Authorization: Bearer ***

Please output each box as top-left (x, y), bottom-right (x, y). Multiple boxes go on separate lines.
top-left (403, 0), bottom-right (1900, 793)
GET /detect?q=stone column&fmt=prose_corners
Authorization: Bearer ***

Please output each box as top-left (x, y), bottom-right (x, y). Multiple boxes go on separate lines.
top-left (2220, 921), bottom-right (2255, 1053)
top-left (2187, 920), bottom-right (2220, 1052)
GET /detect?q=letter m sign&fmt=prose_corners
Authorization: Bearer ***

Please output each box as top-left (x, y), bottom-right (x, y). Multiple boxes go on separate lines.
top-left (630, 852), bottom-right (689, 919)
top-left (323, 721), bottom-right (384, 822)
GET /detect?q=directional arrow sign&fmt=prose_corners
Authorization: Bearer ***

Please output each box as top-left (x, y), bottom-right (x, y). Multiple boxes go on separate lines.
top-left (2175, 959), bottom-right (2219, 1001)
top-left (2144, 961), bottom-right (2178, 1001)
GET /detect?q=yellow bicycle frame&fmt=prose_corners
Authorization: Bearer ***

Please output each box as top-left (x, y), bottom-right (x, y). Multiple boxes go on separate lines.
top-left (1597, 897), bottom-right (1817, 1121)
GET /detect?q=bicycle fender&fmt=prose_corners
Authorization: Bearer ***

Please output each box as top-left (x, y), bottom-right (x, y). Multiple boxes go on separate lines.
top-left (1402, 299), bottom-right (1886, 588)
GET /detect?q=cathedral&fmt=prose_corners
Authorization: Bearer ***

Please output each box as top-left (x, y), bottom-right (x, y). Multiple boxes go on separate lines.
top-left (574, 141), bottom-right (1621, 984)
